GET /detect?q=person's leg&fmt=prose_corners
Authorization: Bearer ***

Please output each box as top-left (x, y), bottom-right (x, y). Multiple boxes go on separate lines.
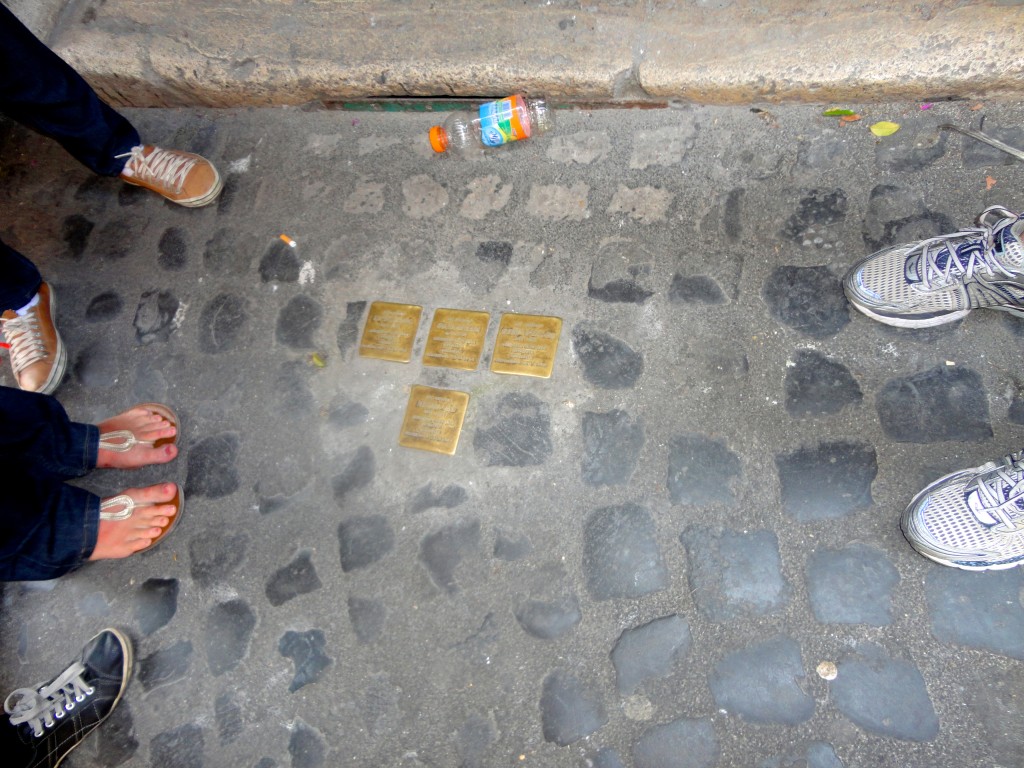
top-left (0, 5), bottom-right (138, 176)
top-left (0, 386), bottom-right (95, 479)
top-left (0, 240), bottom-right (42, 313)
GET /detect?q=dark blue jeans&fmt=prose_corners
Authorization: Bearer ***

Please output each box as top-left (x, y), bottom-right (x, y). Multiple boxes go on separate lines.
top-left (0, 386), bottom-right (100, 580)
top-left (0, 4), bottom-right (140, 312)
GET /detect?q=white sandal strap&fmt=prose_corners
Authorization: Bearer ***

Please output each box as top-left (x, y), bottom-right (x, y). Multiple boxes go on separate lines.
top-left (99, 495), bottom-right (136, 521)
top-left (98, 429), bottom-right (155, 453)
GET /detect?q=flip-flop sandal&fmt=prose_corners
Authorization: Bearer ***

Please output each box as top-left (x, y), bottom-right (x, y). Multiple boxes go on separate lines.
top-left (98, 483), bottom-right (184, 555)
top-left (98, 402), bottom-right (179, 453)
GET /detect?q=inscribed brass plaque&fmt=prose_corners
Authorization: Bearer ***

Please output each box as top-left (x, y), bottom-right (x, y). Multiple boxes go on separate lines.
top-left (423, 308), bottom-right (490, 370)
top-left (490, 313), bottom-right (562, 378)
top-left (359, 301), bottom-right (423, 362)
top-left (398, 385), bottom-right (470, 455)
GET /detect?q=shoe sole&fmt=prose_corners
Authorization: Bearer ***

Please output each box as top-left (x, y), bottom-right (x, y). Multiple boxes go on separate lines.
top-left (136, 483), bottom-right (185, 555)
top-left (123, 169), bottom-right (224, 209)
top-left (37, 288), bottom-right (67, 396)
top-left (53, 628), bottom-right (132, 768)
top-left (848, 301), bottom-right (970, 328)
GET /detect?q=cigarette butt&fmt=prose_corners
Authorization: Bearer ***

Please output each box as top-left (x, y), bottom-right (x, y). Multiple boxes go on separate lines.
top-left (279, 234), bottom-right (297, 248)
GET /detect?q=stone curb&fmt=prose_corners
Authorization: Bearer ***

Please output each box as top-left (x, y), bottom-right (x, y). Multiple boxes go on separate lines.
top-left (47, 1), bottom-right (1024, 108)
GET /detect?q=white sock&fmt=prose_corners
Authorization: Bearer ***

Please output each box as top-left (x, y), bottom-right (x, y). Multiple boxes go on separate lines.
top-left (15, 293), bottom-right (40, 316)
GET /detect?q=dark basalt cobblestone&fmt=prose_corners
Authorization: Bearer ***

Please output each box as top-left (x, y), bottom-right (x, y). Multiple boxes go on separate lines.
top-left (4, 103), bottom-right (1023, 768)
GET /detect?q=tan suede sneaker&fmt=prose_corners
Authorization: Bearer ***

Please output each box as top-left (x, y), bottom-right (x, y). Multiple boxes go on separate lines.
top-left (1, 282), bottom-right (66, 394)
top-left (118, 145), bottom-right (223, 208)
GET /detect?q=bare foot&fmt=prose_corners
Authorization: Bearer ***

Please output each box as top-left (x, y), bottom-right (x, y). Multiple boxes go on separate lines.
top-left (96, 405), bottom-right (178, 469)
top-left (89, 483), bottom-right (180, 560)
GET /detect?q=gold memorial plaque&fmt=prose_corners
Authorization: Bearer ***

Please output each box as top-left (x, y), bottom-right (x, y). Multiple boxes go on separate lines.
top-left (423, 308), bottom-right (490, 370)
top-left (359, 301), bottom-right (423, 362)
top-left (398, 385), bottom-right (470, 455)
top-left (490, 313), bottom-right (563, 378)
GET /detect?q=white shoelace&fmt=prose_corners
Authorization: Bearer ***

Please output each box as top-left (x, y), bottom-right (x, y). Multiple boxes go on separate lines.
top-left (911, 206), bottom-right (1018, 290)
top-left (0, 310), bottom-right (47, 375)
top-left (117, 145), bottom-right (196, 195)
top-left (4, 662), bottom-right (94, 738)
top-left (966, 452), bottom-right (1024, 539)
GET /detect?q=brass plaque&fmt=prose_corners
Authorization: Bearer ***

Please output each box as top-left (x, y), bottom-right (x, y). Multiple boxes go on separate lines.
top-left (359, 301), bottom-right (423, 362)
top-left (490, 313), bottom-right (563, 378)
top-left (398, 385), bottom-right (470, 455)
top-left (423, 308), bottom-right (490, 370)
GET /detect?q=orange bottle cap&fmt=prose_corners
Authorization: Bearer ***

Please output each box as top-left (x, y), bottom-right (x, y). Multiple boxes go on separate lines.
top-left (429, 126), bottom-right (449, 153)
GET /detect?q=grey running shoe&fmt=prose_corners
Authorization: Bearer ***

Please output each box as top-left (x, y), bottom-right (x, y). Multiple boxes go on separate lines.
top-left (844, 206), bottom-right (1024, 327)
top-left (3, 628), bottom-right (132, 768)
top-left (902, 451), bottom-right (1024, 570)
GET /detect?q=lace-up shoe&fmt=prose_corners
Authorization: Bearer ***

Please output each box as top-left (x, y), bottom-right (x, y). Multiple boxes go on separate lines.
top-left (3, 628), bottom-right (131, 768)
top-left (902, 450), bottom-right (1024, 570)
top-left (0, 283), bottom-right (65, 394)
top-left (844, 206), bottom-right (1024, 327)
top-left (118, 145), bottom-right (222, 207)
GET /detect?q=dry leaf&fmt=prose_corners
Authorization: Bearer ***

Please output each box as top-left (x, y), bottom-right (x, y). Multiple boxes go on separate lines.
top-left (840, 114), bottom-right (862, 123)
top-left (870, 121), bottom-right (900, 137)
top-left (986, 176), bottom-right (997, 190)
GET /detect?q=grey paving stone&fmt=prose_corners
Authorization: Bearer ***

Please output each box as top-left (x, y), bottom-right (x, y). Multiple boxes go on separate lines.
top-left (276, 295), bottom-right (323, 348)
top-left (455, 712), bottom-right (498, 768)
top-left (860, 183), bottom-right (957, 252)
top-left (876, 366), bottom-right (992, 443)
top-left (60, 213), bottom-right (92, 258)
top-left (681, 527), bottom-right (791, 620)
top-left (583, 503), bottom-right (667, 600)
top-left (806, 544), bottom-right (899, 626)
top-left (288, 719), bottom-right (326, 768)
top-left (204, 599), bottom-right (256, 676)
top-left (493, 529), bottom-right (531, 561)
top-left (133, 289), bottom-right (180, 344)
top-left (775, 441), bottom-right (876, 521)
top-left (762, 265), bottom-right (850, 338)
top-left (610, 614), bottom-right (692, 694)
top-left (265, 551), bottom-right (322, 606)
top-left (93, 701), bottom-right (139, 766)
top-left (588, 240), bottom-right (656, 304)
top-left (632, 718), bottom-right (719, 768)
top-left (327, 398), bottom-right (370, 430)
top-left (189, 530), bottom-right (248, 587)
top-left (347, 595), bottom-right (387, 644)
top-left (473, 392), bottom-right (553, 467)
top-left (360, 673), bottom-right (402, 737)
top-left (581, 408), bottom-right (644, 487)
top-left (758, 741), bottom-right (845, 768)
top-left (185, 433), bottom-right (241, 498)
top-left (260, 238), bottom-right (301, 282)
top-left (406, 482), bottom-right (468, 514)
top-left (419, 518), bottom-right (480, 592)
top-left (84, 290), bottom-right (123, 322)
top-left (130, 644), bottom-right (187, 702)
top-left (571, 325), bottom-right (644, 389)
top-left (197, 293), bottom-right (249, 354)
top-left (76, 591), bottom-right (110, 618)
top-left (874, 122), bottom-right (949, 172)
top-left (338, 515), bottom-right (394, 572)
top-left (666, 433), bottom-right (741, 506)
top-left (514, 594), bottom-right (582, 640)
top-left (150, 723), bottom-right (204, 768)
top-left (668, 274), bottom-right (726, 305)
top-left (590, 748), bottom-right (627, 768)
top-left (961, 125), bottom-right (1024, 168)
top-left (709, 635), bottom-right (814, 724)
top-left (215, 692), bottom-right (243, 744)
top-left (331, 445), bottom-right (375, 505)
top-left (279, 629), bottom-right (332, 693)
top-left (134, 577), bottom-right (179, 635)
top-left (784, 350), bottom-right (863, 417)
top-left (270, 362), bottom-right (314, 417)
top-left (73, 339), bottom-right (120, 388)
top-left (926, 567), bottom-right (1024, 659)
top-left (336, 300), bottom-right (367, 357)
top-left (540, 670), bottom-right (608, 746)
top-left (831, 644), bottom-right (939, 741)
top-left (158, 226), bottom-right (188, 271)
top-left (781, 189), bottom-right (849, 243)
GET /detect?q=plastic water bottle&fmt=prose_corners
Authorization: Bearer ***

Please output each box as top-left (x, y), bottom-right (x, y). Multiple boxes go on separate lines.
top-left (428, 95), bottom-right (553, 157)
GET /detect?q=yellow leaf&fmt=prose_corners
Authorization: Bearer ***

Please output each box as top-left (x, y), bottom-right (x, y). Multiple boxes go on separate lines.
top-left (869, 121), bottom-right (900, 137)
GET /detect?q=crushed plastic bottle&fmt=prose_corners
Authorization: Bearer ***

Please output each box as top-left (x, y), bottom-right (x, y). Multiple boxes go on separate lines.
top-left (428, 95), bottom-right (553, 157)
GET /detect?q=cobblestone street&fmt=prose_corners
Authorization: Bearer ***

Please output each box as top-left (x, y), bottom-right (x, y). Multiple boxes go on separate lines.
top-left (1, 100), bottom-right (1023, 768)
